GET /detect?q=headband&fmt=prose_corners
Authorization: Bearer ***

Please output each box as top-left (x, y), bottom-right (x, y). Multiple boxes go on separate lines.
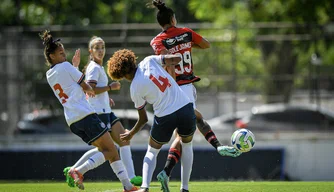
top-left (89, 37), bottom-right (104, 49)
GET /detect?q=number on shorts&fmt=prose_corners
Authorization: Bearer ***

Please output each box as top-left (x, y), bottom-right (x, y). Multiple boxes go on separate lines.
top-left (53, 83), bottom-right (69, 104)
top-left (149, 74), bottom-right (171, 92)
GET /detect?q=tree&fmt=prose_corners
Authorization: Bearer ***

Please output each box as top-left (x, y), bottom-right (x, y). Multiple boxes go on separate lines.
top-left (189, 0), bottom-right (334, 103)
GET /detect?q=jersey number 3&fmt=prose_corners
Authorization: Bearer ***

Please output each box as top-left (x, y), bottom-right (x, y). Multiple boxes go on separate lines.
top-left (53, 83), bottom-right (69, 104)
top-left (150, 74), bottom-right (171, 92)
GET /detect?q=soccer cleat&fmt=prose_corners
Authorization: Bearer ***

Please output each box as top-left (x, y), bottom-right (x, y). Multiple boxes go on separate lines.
top-left (68, 169), bottom-right (84, 190)
top-left (157, 170), bottom-right (170, 192)
top-left (63, 166), bottom-right (75, 188)
top-left (123, 186), bottom-right (139, 192)
top-left (130, 175), bottom-right (143, 186)
top-left (180, 189), bottom-right (189, 192)
top-left (217, 145), bottom-right (242, 157)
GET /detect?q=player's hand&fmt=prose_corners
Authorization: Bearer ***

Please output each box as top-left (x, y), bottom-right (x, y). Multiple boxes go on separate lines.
top-left (85, 89), bottom-right (95, 98)
top-left (72, 49), bottom-right (81, 68)
top-left (109, 82), bottom-right (121, 90)
top-left (217, 145), bottom-right (242, 157)
top-left (120, 129), bottom-right (133, 142)
top-left (109, 98), bottom-right (115, 107)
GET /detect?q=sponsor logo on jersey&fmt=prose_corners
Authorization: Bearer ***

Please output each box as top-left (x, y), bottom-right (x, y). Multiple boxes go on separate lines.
top-left (166, 38), bottom-right (176, 45)
top-left (162, 32), bottom-right (192, 49)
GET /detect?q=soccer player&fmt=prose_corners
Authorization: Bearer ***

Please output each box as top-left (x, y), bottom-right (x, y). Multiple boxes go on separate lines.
top-left (63, 36), bottom-right (142, 187)
top-left (149, 1), bottom-right (242, 191)
top-left (40, 30), bottom-right (137, 192)
top-left (107, 49), bottom-right (196, 192)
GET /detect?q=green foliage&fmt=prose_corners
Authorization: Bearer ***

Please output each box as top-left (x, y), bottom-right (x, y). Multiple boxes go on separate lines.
top-left (189, 0), bottom-right (334, 103)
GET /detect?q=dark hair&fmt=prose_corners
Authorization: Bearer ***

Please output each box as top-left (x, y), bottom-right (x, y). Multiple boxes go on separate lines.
top-left (107, 49), bottom-right (137, 80)
top-left (150, 0), bottom-right (175, 27)
top-left (39, 30), bottom-right (63, 66)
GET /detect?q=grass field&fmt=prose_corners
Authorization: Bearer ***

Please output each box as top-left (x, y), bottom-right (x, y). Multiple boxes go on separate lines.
top-left (0, 181), bottom-right (334, 192)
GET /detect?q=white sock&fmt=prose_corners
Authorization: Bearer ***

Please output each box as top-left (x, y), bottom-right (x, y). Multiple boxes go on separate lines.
top-left (141, 145), bottom-right (160, 188)
top-left (76, 151), bottom-right (106, 175)
top-left (120, 145), bottom-right (136, 179)
top-left (110, 160), bottom-right (133, 190)
top-left (180, 141), bottom-right (193, 190)
top-left (72, 148), bottom-right (99, 169)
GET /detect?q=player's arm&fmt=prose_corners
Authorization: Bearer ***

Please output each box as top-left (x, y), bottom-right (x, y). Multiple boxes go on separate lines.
top-left (86, 66), bottom-right (121, 95)
top-left (80, 81), bottom-right (95, 97)
top-left (189, 28), bottom-right (210, 49)
top-left (192, 37), bottom-right (210, 49)
top-left (120, 108), bottom-right (148, 142)
top-left (88, 81), bottom-right (121, 95)
top-left (160, 49), bottom-right (176, 80)
top-left (162, 54), bottom-right (182, 66)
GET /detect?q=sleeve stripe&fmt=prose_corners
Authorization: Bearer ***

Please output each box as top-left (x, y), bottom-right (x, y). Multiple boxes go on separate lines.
top-left (77, 74), bottom-right (85, 84)
top-left (137, 102), bottom-right (147, 110)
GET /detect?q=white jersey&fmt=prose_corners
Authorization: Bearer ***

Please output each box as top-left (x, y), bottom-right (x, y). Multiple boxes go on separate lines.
top-left (46, 61), bottom-right (95, 126)
top-left (130, 55), bottom-right (190, 117)
top-left (85, 61), bottom-right (111, 114)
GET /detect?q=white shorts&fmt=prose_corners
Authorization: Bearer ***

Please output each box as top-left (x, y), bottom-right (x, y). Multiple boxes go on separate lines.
top-left (180, 83), bottom-right (197, 109)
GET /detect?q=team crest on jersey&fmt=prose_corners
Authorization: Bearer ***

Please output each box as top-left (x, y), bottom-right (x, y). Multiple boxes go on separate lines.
top-left (100, 122), bottom-right (106, 128)
top-left (166, 38), bottom-right (176, 45)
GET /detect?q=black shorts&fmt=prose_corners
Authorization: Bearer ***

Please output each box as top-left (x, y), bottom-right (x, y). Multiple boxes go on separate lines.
top-left (151, 103), bottom-right (196, 144)
top-left (70, 113), bottom-right (109, 145)
top-left (98, 112), bottom-right (120, 131)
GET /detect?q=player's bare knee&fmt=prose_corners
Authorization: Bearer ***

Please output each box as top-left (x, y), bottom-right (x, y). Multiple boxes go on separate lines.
top-left (102, 150), bottom-right (120, 162)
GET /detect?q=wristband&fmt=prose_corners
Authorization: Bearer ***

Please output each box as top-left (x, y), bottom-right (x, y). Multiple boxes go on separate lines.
top-left (109, 85), bottom-right (112, 91)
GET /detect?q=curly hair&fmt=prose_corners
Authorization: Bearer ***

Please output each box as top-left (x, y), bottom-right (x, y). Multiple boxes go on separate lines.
top-left (107, 49), bottom-right (137, 80)
top-left (39, 30), bottom-right (63, 66)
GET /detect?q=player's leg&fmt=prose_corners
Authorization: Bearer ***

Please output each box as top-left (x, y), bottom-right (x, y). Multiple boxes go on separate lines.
top-left (159, 131), bottom-right (182, 178)
top-left (195, 109), bottom-right (222, 149)
top-left (142, 114), bottom-right (177, 192)
top-left (176, 103), bottom-right (196, 192)
top-left (109, 112), bottom-right (142, 186)
top-left (68, 114), bottom-right (135, 191)
top-left (91, 130), bottom-right (136, 192)
top-left (63, 147), bottom-right (99, 187)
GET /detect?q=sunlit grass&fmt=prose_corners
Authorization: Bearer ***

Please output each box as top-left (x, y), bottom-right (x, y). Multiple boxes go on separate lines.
top-left (0, 181), bottom-right (333, 192)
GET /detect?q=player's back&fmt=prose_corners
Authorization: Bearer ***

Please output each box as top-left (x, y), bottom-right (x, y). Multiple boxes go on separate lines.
top-left (130, 55), bottom-right (190, 117)
top-left (46, 62), bottom-right (94, 125)
top-left (151, 27), bottom-right (203, 85)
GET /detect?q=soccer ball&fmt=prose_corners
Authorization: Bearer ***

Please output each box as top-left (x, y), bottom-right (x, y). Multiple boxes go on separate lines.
top-left (231, 129), bottom-right (255, 152)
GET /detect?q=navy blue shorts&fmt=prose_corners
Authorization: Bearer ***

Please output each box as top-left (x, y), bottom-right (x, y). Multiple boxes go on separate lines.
top-left (98, 112), bottom-right (120, 130)
top-left (70, 113), bottom-right (109, 145)
top-left (151, 103), bottom-right (196, 144)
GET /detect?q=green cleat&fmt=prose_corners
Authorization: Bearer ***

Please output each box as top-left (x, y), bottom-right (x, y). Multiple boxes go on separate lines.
top-left (217, 145), bottom-right (242, 157)
top-left (130, 176), bottom-right (143, 186)
top-left (63, 166), bottom-right (75, 187)
top-left (157, 170), bottom-right (170, 192)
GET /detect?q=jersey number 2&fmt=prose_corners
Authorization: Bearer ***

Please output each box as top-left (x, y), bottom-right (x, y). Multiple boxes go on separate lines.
top-left (53, 83), bottom-right (69, 104)
top-left (150, 74), bottom-right (171, 92)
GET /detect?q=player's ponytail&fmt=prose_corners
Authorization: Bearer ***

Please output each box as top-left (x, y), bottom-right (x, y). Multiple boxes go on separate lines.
top-left (148, 0), bottom-right (174, 27)
top-left (152, 0), bottom-right (167, 11)
top-left (39, 30), bottom-right (62, 66)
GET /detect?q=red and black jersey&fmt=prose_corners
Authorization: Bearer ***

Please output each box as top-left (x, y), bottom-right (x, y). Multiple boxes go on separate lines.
top-left (150, 26), bottom-right (203, 86)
